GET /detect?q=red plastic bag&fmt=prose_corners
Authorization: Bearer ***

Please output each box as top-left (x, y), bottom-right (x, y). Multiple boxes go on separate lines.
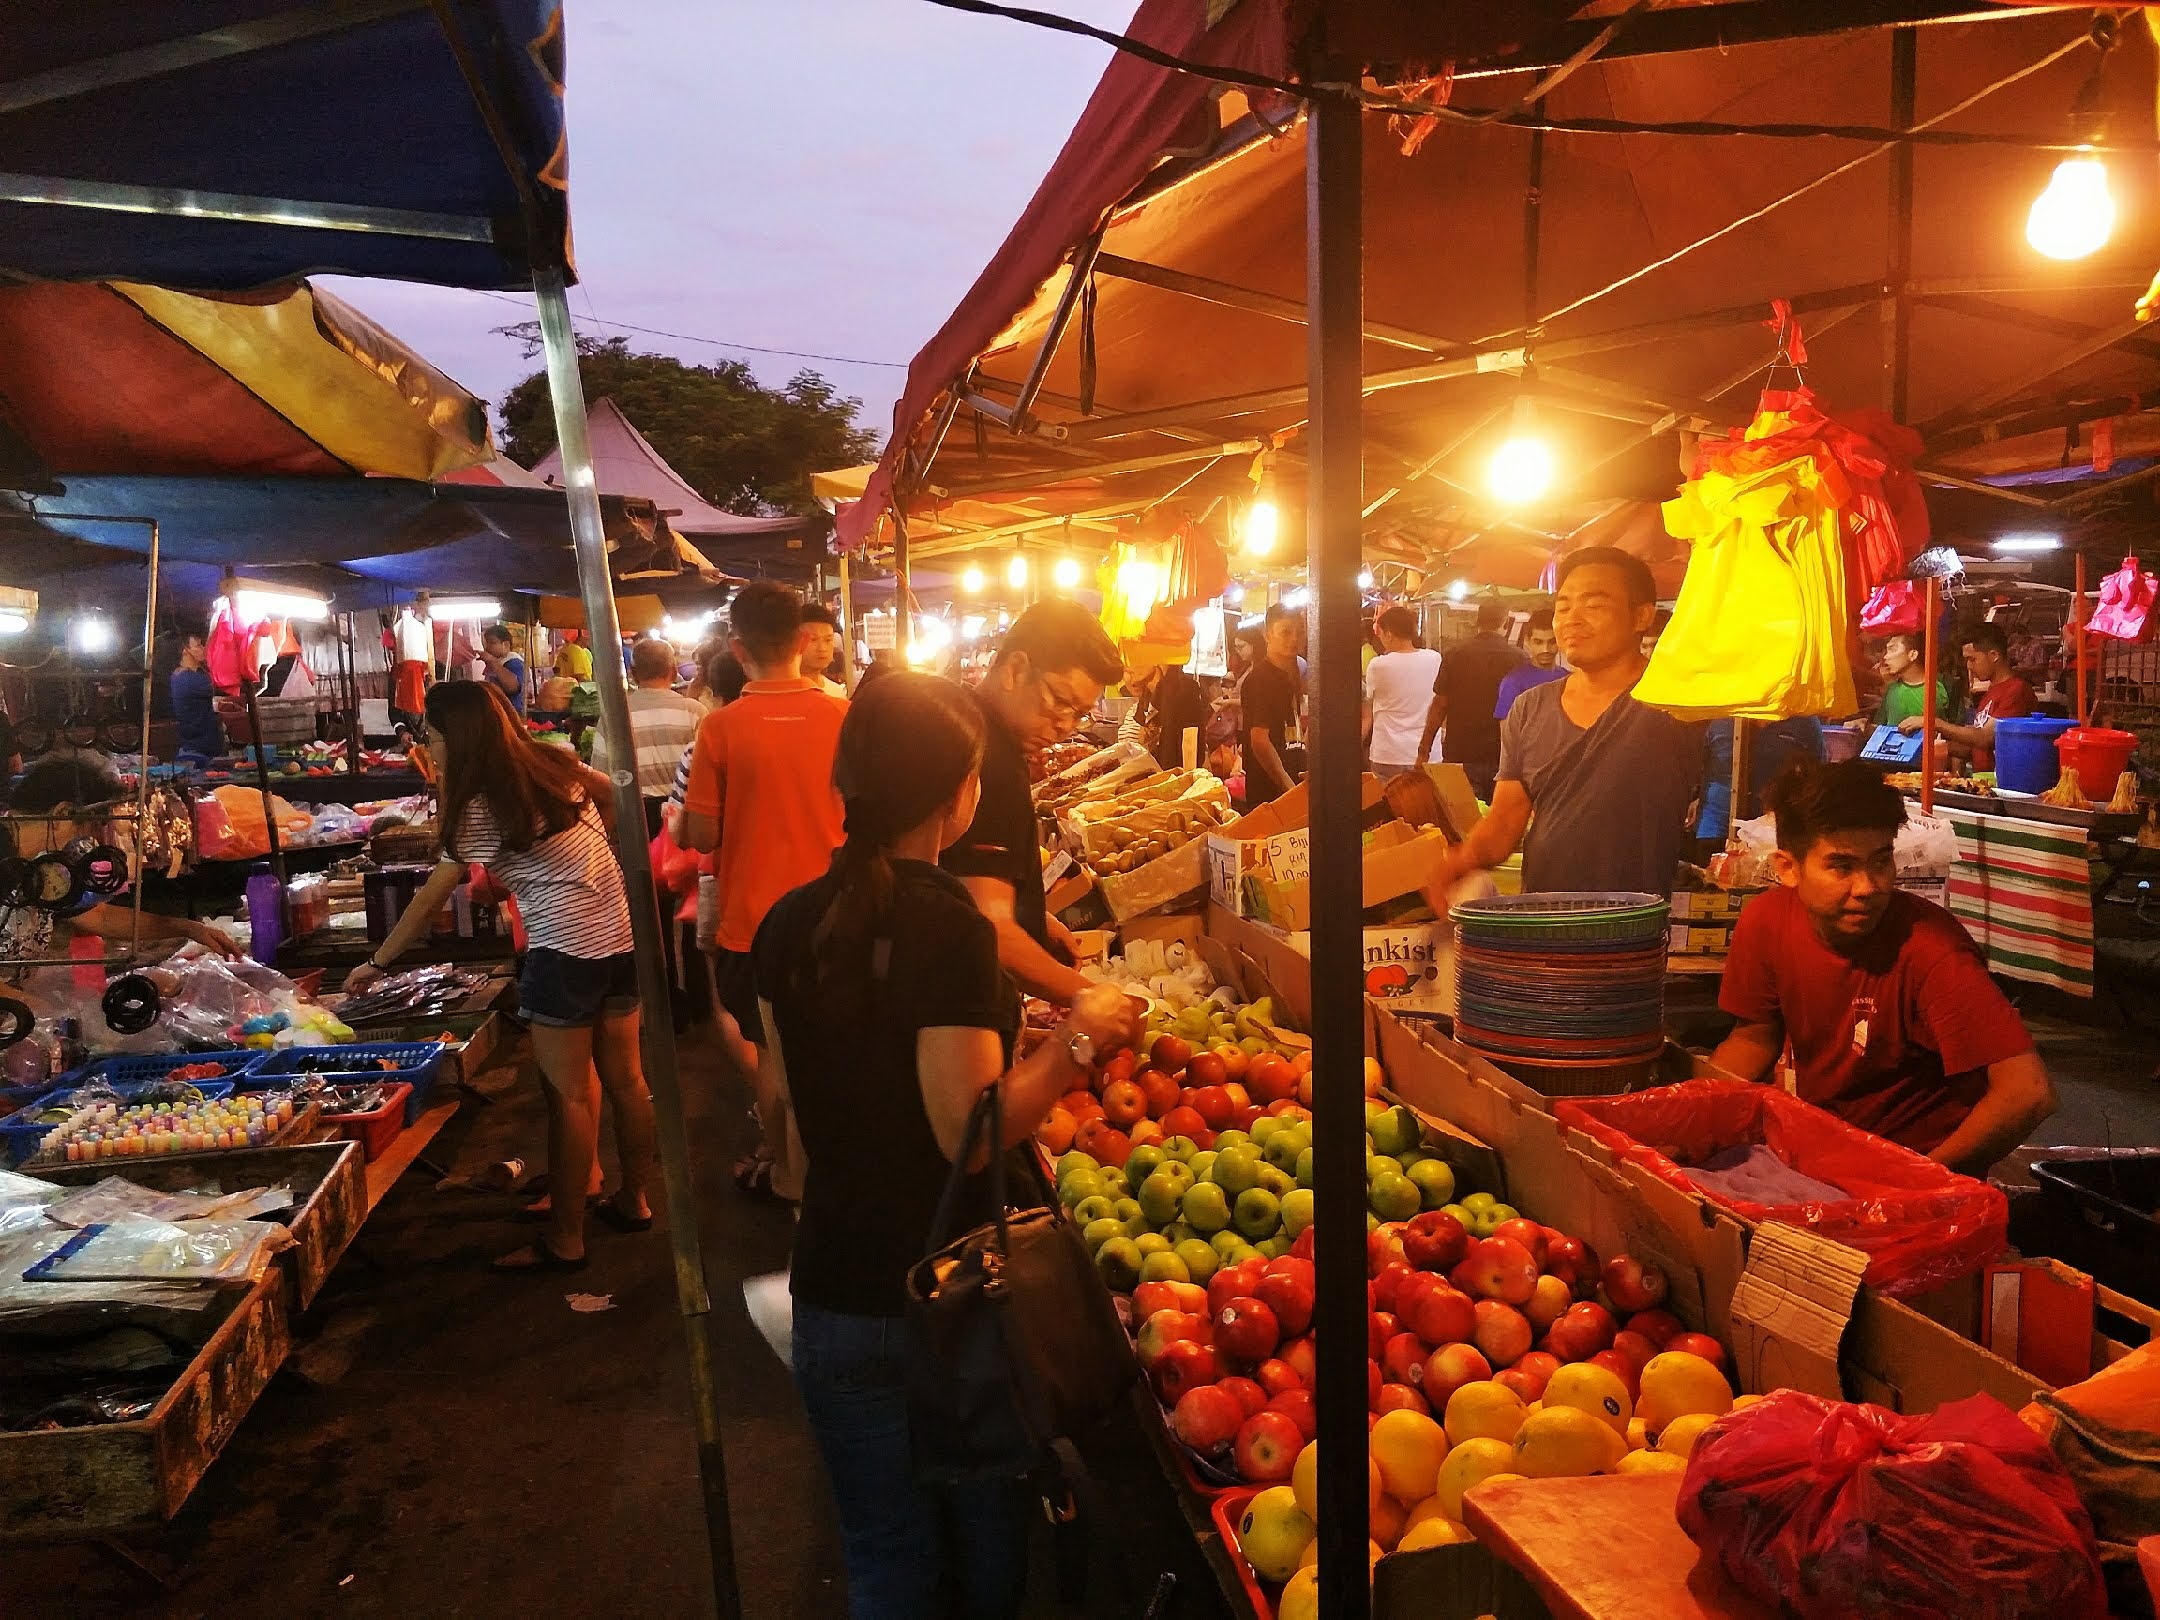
top-left (2090, 556), bottom-right (2157, 643)
top-left (1679, 1390), bottom-right (2106, 1620)
top-left (1554, 1081), bottom-right (2007, 1297)
top-left (1861, 579), bottom-right (1923, 634)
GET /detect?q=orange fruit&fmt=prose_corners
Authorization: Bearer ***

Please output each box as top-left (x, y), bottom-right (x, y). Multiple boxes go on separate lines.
top-left (1636, 1352), bottom-right (1733, 1431)
top-left (1444, 1380), bottom-right (1528, 1448)
top-left (1543, 1362), bottom-right (1633, 1435)
top-left (1370, 1409), bottom-right (1449, 1504)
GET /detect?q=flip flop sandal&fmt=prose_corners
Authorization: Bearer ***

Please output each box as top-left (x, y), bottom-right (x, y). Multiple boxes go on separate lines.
top-left (492, 1239), bottom-right (588, 1273)
top-left (591, 1194), bottom-right (654, 1234)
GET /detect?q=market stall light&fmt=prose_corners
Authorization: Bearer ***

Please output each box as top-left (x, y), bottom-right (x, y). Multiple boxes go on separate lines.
top-left (1054, 556), bottom-right (1082, 590)
top-left (1222, 583), bottom-right (1244, 606)
top-left (1357, 570), bottom-right (1375, 590)
top-left (1487, 433), bottom-right (1556, 506)
top-left (961, 565), bottom-right (985, 594)
top-left (905, 614), bottom-right (954, 666)
top-left (1448, 579), bottom-right (1471, 601)
top-left (0, 613), bottom-right (28, 635)
top-left (70, 616), bottom-right (116, 655)
top-left (1992, 534), bottom-right (2063, 554)
top-left (1242, 499), bottom-right (1279, 558)
top-left (960, 615), bottom-right (987, 641)
top-left (428, 596), bottom-right (504, 622)
top-left (2026, 155), bottom-right (2113, 261)
top-left (1281, 586), bottom-right (1311, 609)
top-left (1007, 554), bottom-right (1029, 589)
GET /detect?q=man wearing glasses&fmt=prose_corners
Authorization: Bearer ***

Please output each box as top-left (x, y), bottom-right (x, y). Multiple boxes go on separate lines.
top-left (945, 600), bottom-right (1125, 1005)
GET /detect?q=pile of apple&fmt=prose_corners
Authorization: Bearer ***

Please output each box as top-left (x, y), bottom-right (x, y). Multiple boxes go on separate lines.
top-left (1037, 1032), bottom-right (1318, 1167)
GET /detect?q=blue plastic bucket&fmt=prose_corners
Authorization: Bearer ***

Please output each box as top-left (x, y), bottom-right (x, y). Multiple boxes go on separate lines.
top-left (1993, 716), bottom-right (2076, 795)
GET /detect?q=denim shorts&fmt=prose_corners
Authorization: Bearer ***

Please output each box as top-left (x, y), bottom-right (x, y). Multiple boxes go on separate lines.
top-left (517, 947), bottom-right (638, 1028)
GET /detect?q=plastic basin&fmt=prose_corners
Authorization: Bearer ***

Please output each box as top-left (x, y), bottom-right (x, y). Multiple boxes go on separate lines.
top-left (1992, 716), bottom-right (2075, 795)
top-left (2056, 726), bottom-right (2138, 789)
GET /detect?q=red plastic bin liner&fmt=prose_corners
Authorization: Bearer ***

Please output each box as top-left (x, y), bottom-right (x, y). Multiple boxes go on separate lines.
top-left (1678, 1390), bottom-right (2106, 1620)
top-left (1554, 1080), bottom-right (2007, 1297)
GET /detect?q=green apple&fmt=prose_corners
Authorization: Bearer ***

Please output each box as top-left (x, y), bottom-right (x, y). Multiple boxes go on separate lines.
top-left (1138, 1251), bottom-right (1190, 1285)
top-left (1210, 1229), bottom-right (1247, 1260)
top-left (1218, 1238), bottom-right (1261, 1267)
top-left (1125, 1144), bottom-right (1166, 1186)
top-left (1262, 1129), bottom-right (1304, 1175)
top-left (1367, 1104), bottom-right (1422, 1159)
top-left (1174, 1239), bottom-right (1220, 1283)
top-left (1138, 1166), bottom-right (1194, 1227)
top-left (1408, 1159), bottom-right (1456, 1210)
top-left (1294, 1147), bottom-right (1314, 1188)
top-left (1368, 1171), bottom-right (1420, 1223)
top-left (1460, 1191), bottom-right (1499, 1217)
top-left (1095, 1236), bottom-right (1144, 1291)
top-left (1159, 1135), bottom-right (1200, 1163)
top-left (1255, 1164), bottom-right (1294, 1200)
top-left (1366, 1210), bottom-right (1380, 1232)
top-left (1210, 1146), bottom-right (1262, 1199)
top-left (1181, 1181), bottom-right (1232, 1236)
top-left (1071, 1194), bottom-right (1117, 1228)
top-left (1255, 1235), bottom-right (1291, 1260)
top-left (1081, 1217), bottom-right (1125, 1253)
top-left (1058, 1170), bottom-right (1106, 1208)
top-left (1213, 1130), bottom-right (1252, 1155)
top-left (1134, 1232), bottom-right (1172, 1259)
top-left (1367, 1154), bottom-right (1404, 1185)
top-left (1187, 1151), bottom-right (1217, 1185)
top-left (1233, 1187), bottom-right (1282, 1241)
top-left (1099, 1168), bottom-right (1129, 1199)
top-left (1164, 1220), bottom-right (1198, 1247)
top-left (1280, 1187), bottom-right (1316, 1238)
top-left (1249, 1116), bottom-right (1282, 1147)
top-left (1055, 1150), bottom-right (1099, 1183)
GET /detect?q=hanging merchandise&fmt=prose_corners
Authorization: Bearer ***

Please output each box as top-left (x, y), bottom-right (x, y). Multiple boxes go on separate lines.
top-left (1158, 518), bottom-right (1230, 614)
top-left (205, 594), bottom-right (268, 696)
top-left (2088, 555), bottom-right (2157, 641)
top-left (1860, 579), bottom-right (1924, 634)
top-left (1095, 539), bottom-right (1173, 644)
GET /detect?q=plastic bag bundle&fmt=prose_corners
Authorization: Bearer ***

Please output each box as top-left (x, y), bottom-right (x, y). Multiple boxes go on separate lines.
top-left (1680, 1390), bottom-right (2106, 1620)
top-left (2090, 556), bottom-right (2158, 643)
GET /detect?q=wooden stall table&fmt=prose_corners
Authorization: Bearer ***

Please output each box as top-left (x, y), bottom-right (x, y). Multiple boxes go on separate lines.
top-left (1460, 1474), bottom-right (1774, 1620)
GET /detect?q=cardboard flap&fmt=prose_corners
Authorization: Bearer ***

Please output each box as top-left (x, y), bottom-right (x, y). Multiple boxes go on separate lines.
top-left (1729, 1221), bottom-right (1869, 1401)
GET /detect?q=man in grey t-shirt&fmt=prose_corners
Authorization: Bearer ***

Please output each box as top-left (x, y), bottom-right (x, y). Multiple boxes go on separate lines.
top-left (1423, 548), bottom-right (1703, 900)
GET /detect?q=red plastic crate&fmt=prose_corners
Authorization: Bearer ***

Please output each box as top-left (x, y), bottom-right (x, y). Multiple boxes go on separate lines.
top-left (1210, 1487), bottom-right (1276, 1620)
top-left (328, 1081), bottom-right (411, 1161)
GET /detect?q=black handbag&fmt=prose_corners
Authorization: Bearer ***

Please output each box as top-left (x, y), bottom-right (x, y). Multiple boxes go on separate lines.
top-left (904, 1083), bottom-right (1136, 1482)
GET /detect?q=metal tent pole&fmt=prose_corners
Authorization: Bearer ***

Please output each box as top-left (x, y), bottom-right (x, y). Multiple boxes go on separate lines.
top-left (1921, 576), bottom-right (1940, 818)
top-left (1306, 83), bottom-right (1372, 1620)
top-left (534, 269), bottom-right (739, 1619)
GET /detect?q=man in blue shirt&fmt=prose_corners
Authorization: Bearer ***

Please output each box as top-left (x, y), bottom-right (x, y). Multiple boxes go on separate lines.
top-left (480, 624), bottom-right (530, 716)
top-left (170, 631), bottom-right (222, 758)
top-left (1494, 608), bottom-right (1567, 721)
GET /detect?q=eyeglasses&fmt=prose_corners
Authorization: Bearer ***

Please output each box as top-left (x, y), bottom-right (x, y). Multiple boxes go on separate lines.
top-left (1036, 674), bottom-right (1092, 726)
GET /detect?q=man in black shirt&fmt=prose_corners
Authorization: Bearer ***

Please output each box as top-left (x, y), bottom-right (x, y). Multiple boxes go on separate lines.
top-left (1420, 599), bottom-right (1525, 801)
top-left (1239, 604), bottom-right (1305, 808)
top-left (944, 599), bottom-right (1124, 1006)
top-left (1125, 652), bottom-right (1210, 771)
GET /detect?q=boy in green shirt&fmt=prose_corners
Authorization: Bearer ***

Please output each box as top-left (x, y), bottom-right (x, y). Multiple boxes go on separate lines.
top-left (1875, 632), bottom-right (1956, 728)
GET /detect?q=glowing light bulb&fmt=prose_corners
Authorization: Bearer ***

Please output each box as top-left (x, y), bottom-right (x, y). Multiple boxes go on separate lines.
top-left (1357, 570), bottom-right (1374, 590)
top-left (1487, 436), bottom-right (1556, 505)
top-left (1053, 556), bottom-right (1081, 590)
top-left (1243, 500), bottom-right (1279, 557)
top-left (72, 617), bottom-right (116, 655)
top-left (961, 566), bottom-right (985, 594)
top-left (2026, 156), bottom-right (2113, 261)
top-left (1007, 554), bottom-right (1029, 589)
top-left (1447, 580), bottom-right (1470, 602)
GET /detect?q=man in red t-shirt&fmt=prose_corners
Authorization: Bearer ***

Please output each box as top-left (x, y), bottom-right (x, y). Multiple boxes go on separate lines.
top-left (1897, 622), bottom-right (2035, 772)
top-left (1712, 760), bottom-right (2054, 1174)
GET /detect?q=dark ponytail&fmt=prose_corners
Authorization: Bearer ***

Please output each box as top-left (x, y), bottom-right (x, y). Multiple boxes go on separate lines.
top-left (812, 674), bottom-right (985, 979)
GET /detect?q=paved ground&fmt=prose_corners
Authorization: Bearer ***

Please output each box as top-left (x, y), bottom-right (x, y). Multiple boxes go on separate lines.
top-left (13, 1028), bottom-right (1231, 1620)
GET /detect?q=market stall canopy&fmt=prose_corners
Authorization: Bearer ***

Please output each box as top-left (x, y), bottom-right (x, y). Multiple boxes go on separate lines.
top-left (530, 396), bottom-right (828, 580)
top-left (841, 1), bottom-right (2160, 574)
top-left (0, 1), bottom-right (570, 290)
top-left (0, 280), bottom-right (493, 486)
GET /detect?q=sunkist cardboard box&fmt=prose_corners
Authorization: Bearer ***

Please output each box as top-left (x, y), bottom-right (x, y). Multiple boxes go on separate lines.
top-left (1204, 774), bottom-right (1391, 917)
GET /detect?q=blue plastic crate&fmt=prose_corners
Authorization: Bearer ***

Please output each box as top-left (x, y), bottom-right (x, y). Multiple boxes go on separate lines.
top-left (70, 1051), bottom-right (269, 1089)
top-left (249, 1042), bottom-right (448, 1125)
top-left (0, 1077), bottom-right (238, 1164)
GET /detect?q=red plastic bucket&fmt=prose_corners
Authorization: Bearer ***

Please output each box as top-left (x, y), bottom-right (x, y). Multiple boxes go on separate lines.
top-left (2056, 727), bottom-right (2138, 787)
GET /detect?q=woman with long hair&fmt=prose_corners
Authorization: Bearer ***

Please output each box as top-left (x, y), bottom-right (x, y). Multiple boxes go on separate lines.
top-left (751, 673), bottom-right (1136, 1619)
top-left (347, 681), bottom-right (656, 1271)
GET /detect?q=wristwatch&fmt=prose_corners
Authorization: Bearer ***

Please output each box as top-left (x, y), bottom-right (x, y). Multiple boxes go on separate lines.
top-left (1065, 1028), bottom-right (1099, 1071)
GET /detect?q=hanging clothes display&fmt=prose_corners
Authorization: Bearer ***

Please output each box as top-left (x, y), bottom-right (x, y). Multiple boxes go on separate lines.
top-left (1095, 538), bottom-right (1172, 645)
top-left (2088, 555), bottom-right (2157, 641)
top-left (1640, 380), bottom-right (1928, 722)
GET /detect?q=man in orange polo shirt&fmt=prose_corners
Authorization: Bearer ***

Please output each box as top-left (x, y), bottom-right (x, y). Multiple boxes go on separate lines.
top-left (682, 582), bottom-right (846, 1202)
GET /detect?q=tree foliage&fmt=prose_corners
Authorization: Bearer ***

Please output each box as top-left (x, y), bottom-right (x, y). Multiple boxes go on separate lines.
top-left (498, 334), bottom-right (879, 515)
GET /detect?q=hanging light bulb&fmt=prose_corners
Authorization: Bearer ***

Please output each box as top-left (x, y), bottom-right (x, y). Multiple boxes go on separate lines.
top-left (1243, 499), bottom-right (1279, 557)
top-left (1447, 580), bottom-right (1471, 602)
top-left (1357, 570), bottom-right (1375, 590)
top-left (961, 565), bottom-right (985, 594)
top-left (1007, 554), bottom-right (1029, 589)
top-left (2027, 154), bottom-right (2114, 260)
top-left (1053, 556), bottom-right (1081, 590)
top-left (1488, 397), bottom-right (1557, 506)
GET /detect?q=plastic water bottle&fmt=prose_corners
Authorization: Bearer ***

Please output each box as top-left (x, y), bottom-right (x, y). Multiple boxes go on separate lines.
top-left (245, 863), bottom-right (286, 965)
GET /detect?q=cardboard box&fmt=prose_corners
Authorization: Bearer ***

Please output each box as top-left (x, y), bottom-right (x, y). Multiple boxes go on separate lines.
top-left (1204, 775), bottom-right (1388, 917)
top-left (1281, 922), bottom-right (1457, 1015)
top-left (1247, 819), bottom-right (1451, 932)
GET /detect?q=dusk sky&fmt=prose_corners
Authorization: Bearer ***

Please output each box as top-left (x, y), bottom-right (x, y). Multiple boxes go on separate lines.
top-left (326, 0), bottom-right (1135, 457)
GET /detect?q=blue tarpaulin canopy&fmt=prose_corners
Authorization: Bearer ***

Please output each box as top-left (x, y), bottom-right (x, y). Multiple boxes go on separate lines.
top-left (0, 1), bottom-right (569, 291)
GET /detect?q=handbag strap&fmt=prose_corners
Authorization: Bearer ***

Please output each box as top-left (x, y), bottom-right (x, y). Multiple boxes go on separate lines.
top-left (925, 1082), bottom-right (1011, 1257)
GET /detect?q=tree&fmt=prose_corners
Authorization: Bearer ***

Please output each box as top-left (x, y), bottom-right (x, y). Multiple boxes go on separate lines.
top-left (497, 333), bottom-right (879, 515)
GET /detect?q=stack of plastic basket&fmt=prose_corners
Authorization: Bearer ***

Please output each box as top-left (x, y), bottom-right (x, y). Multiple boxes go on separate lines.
top-left (1448, 893), bottom-right (1670, 1070)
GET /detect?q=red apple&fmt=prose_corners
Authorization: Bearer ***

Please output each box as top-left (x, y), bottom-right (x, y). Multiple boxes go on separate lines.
top-left (1246, 1053), bottom-right (1298, 1105)
top-left (1233, 1105), bottom-right (1264, 1132)
top-left (1422, 1342), bottom-right (1493, 1408)
top-left (1472, 1300), bottom-right (1534, 1368)
top-left (1185, 1050), bottom-right (1227, 1089)
top-left (1262, 1098), bottom-right (1303, 1117)
top-left (1268, 1387), bottom-right (1319, 1442)
top-left (1153, 1340), bottom-right (1227, 1406)
top-left (1222, 1083), bottom-right (1252, 1113)
top-left (1138, 1069), bottom-right (1182, 1120)
top-left (1392, 1270), bottom-right (1444, 1328)
top-left (1366, 1358), bottom-right (1384, 1410)
top-left (1370, 1261), bottom-right (1415, 1316)
top-left (1402, 1209), bottom-right (1471, 1273)
top-left (1136, 1309), bottom-right (1210, 1370)
top-left (1218, 1376), bottom-right (1270, 1419)
top-left (1589, 1349), bottom-right (1641, 1400)
top-left (1525, 1273), bottom-right (1573, 1334)
top-left (1060, 1089), bottom-right (1103, 1123)
top-left (1625, 1309), bottom-right (1684, 1348)
top-left (1608, 1330), bottom-right (1658, 1374)
top-left (1233, 1410), bottom-right (1303, 1482)
top-left (1100, 1049), bottom-right (1137, 1088)
top-left (1367, 1311), bottom-right (1399, 1362)
top-left (1169, 1383), bottom-right (1241, 1454)
top-left (1545, 1302), bottom-right (1617, 1363)
top-left (1381, 1331), bottom-right (1428, 1388)
top-left (1496, 1349), bottom-right (1560, 1403)
top-left (1255, 1357), bottom-right (1303, 1398)
top-left (1666, 1332), bottom-right (1728, 1372)
top-left (1190, 1086), bottom-right (1237, 1131)
top-left (1544, 1233), bottom-right (1597, 1293)
top-left (1157, 1106), bottom-right (1211, 1148)
top-left (1493, 1217), bottom-right (1549, 1269)
top-left (1290, 1225), bottom-right (1315, 1262)
top-left (1460, 1237), bottom-right (1540, 1305)
top-left (1405, 1283), bottom-right (1477, 1349)
top-left (1207, 1260), bottom-right (1265, 1321)
top-left (1375, 1383), bottom-right (1430, 1417)
top-left (1368, 1222), bottom-right (1410, 1275)
top-left (1255, 1264), bottom-right (1316, 1338)
top-left (1151, 1034), bottom-right (1192, 1076)
top-left (1133, 1280), bottom-right (1208, 1322)
top-left (1217, 1297), bottom-right (1281, 1364)
top-left (1280, 1336), bottom-right (1317, 1387)
top-left (1099, 1078), bottom-right (1148, 1127)
top-left (1601, 1254), bottom-right (1668, 1314)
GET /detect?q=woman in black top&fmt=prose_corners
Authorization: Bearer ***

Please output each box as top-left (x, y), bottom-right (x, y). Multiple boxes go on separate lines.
top-left (752, 674), bottom-right (1134, 1620)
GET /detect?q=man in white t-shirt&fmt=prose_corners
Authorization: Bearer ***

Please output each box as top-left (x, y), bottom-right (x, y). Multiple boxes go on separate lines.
top-left (1362, 604), bottom-right (1443, 780)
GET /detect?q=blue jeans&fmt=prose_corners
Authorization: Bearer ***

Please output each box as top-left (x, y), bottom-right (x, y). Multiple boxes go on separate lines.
top-left (791, 1303), bottom-right (1033, 1620)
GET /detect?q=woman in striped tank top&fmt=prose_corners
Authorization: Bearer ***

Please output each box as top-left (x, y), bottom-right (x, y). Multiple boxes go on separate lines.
top-left (347, 681), bottom-right (656, 1271)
